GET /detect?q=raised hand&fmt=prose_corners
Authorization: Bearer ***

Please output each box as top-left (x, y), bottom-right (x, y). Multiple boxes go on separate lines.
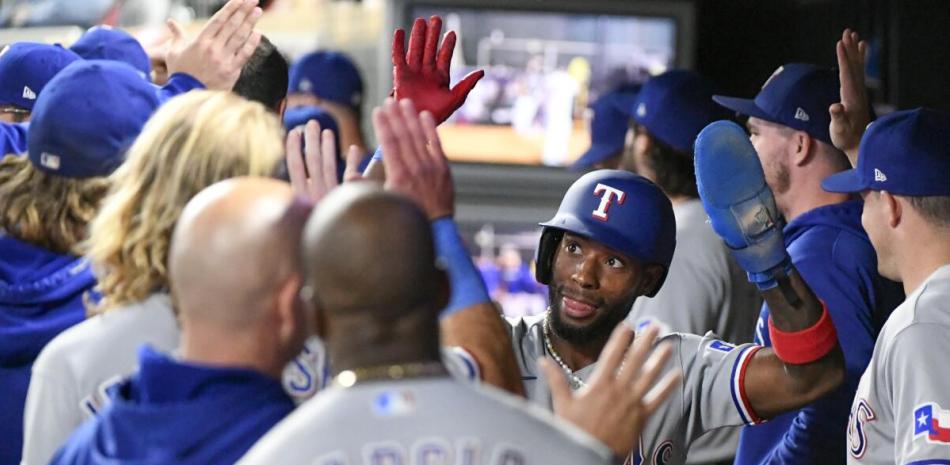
top-left (164, 0), bottom-right (262, 90)
top-left (829, 29), bottom-right (870, 166)
top-left (373, 99), bottom-right (454, 220)
top-left (392, 16), bottom-right (485, 124)
top-left (540, 324), bottom-right (681, 458)
top-left (286, 120), bottom-right (364, 204)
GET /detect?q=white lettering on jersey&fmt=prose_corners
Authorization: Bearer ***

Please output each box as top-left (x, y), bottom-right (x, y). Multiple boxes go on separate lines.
top-left (364, 441), bottom-right (406, 465)
top-left (592, 183), bottom-right (626, 221)
top-left (848, 398), bottom-right (877, 459)
top-left (410, 437), bottom-right (451, 465)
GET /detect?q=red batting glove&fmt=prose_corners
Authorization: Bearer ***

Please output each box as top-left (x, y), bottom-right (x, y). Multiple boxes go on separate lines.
top-left (392, 16), bottom-right (485, 124)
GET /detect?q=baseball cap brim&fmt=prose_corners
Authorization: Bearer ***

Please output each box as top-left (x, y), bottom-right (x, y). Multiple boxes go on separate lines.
top-left (571, 143), bottom-right (624, 171)
top-left (821, 169), bottom-right (868, 194)
top-left (712, 95), bottom-right (775, 123)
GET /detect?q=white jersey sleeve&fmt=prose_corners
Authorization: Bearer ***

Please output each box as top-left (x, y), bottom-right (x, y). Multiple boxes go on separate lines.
top-left (675, 332), bottom-right (765, 438)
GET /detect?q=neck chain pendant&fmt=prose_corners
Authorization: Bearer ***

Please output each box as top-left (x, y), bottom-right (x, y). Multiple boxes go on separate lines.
top-left (542, 310), bottom-right (587, 389)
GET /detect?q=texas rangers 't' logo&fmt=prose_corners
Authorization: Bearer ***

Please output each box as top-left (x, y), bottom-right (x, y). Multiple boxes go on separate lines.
top-left (592, 183), bottom-right (625, 221)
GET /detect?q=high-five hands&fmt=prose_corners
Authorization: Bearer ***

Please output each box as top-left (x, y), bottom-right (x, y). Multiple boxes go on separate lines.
top-left (164, 0), bottom-right (263, 90)
top-left (829, 29), bottom-right (870, 166)
top-left (373, 99), bottom-right (455, 220)
top-left (540, 325), bottom-right (682, 458)
top-left (392, 16), bottom-right (485, 124)
top-left (286, 121), bottom-right (364, 205)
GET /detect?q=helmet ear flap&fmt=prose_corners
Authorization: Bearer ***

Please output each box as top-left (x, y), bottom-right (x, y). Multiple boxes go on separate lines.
top-left (534, 229), bottom-right (564, 285)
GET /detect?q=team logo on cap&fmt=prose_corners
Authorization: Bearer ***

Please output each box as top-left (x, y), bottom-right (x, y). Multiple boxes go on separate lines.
top-left (592, 183), bottom-right (625, 221)
top-left (299, 78), bottom-right (313, 92)
top-left (636, 102), bottom-right (647, 118)
top-left (39, 152), bottom-right (61, 170)
top-left (874, 169), bottom-right (888, 182)
top-left (794, 107), bottom-right (810, 122)
top-left (22, 86), bottom-right (36, 100)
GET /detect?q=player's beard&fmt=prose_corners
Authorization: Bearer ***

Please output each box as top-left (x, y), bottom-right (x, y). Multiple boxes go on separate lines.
top-left (548, 284), bottom-right (636, 346)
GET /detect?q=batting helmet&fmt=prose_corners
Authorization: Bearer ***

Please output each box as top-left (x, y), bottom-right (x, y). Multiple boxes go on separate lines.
top-left (535, 170), bottom-right (676, 297)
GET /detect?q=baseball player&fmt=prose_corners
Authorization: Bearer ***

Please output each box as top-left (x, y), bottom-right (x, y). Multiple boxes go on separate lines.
top-left (714, 59), bottom-right (904, 465)
top-left (820, 29), bottom-right (950, 465)
top-left (19, 90), bottom-right (285, 465)
top-left (605, 69), bottom-right (759, 465)
top-left (496, 113), bottom-right (855, 465)
top-left (50, 177), bottom-right (310, 465)
top-left (0, 59), bottom-right (160, 465)
top-left (571, 85), bottom-right (640, 171)
top-left (236, 172), bottom-right (678, 465)
top-left (70, 25), bottom-right (152, 80)
top-left (287, 50), bottom-right (369, 156)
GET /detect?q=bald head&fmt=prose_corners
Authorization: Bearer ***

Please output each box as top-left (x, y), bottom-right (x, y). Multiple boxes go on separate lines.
top-left (169, 177), bottom-right (311, 327)
top-left (302, 183), bottom-right (443, 317)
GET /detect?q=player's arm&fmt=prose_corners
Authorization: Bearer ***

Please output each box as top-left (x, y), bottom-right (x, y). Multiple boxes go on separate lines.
top-left (372, 98), bottom-right (525, 396)
top-left (694, 121), bottom-right (844, 422)
top-left (889, 323), bottom-right (950, 464)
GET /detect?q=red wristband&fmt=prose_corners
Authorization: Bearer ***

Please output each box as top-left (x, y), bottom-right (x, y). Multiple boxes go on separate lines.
top-left (768, 302), bottom-right (838, 365)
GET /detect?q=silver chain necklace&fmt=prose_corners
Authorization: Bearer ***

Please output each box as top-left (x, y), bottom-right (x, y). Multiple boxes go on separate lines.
top-left (542, 310), bottom-right (587, 389)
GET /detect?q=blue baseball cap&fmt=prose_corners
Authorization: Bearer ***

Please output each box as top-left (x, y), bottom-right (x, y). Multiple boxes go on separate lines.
top-left (71, 26), bottom-right (151, 81)
top-left (822, 108), bottom-right (950, 196)
top-left (28, 60), bottom-right (161, 179)
top-left (572, 86), bottom-right (640, 170)
top-left (713, 63), bottom-right (839, 145)
top-left (633, 70), bottom-right (729, 153)
top-left (283, 105), bottom-right (341, 158)
top-left (288, 51), bottom-right (363, 109)
top-left (0, 42), bottom-right (82, 110)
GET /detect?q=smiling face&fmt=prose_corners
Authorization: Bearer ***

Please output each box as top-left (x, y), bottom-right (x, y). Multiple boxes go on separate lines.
top-left (547, 232), bottom-right (649, 345)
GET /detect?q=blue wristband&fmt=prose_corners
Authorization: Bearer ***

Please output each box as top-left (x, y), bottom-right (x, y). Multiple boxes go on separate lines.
top-left (432, 218), bottom-right (490, 318)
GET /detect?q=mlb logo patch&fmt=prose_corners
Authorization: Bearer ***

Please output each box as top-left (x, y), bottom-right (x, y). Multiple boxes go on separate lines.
top-left (373, 390), bottom-right (416, 417)
top-left (914, 403), bottom-right (950, 443)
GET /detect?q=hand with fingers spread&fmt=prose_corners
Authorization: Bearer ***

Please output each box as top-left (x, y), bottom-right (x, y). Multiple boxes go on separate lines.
top-left (164, 0), bottom-right (263, 90)
top-left (392, 16), bottom-right (485, 124)
top-left (373, 99), bottom-right (455, 220)
top-left (286, 120), bottom-right (364, 204)
top-left (829, 28), bottom-right (870, 165)
top-left (539, 325), bottom-right (682, 458)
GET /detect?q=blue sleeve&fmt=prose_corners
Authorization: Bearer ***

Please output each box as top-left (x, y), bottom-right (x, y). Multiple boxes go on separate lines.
top-left (753, 230), bottom-right (882, 465)
top-left (431, 218), bottom-right (490, 318)
top-left (156, 73), bottom-right (206, 103)
top-left (0, 122), bottom-right (29, 156)
top-left (371, 146), bottom-right (383, 162)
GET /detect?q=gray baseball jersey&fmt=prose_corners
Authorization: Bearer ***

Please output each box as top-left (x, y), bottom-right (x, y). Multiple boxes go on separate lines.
top-left (847, 264), bottom-right (950, 465)
top-left (508, 315), bottom-right (764, 465)
top-left (627, 200), bottom-right (761, 464)
top-left (236, 377), bottom-right (617, 465)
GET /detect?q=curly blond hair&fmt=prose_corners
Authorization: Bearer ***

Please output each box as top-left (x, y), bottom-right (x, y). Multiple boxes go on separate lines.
top-left (0, 155), bottom-right (110, 254)
top-left (85, 91), bottom-right (284, 313)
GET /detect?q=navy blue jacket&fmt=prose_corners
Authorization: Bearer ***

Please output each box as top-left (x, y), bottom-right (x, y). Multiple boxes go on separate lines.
top-left (735, 200), bottom-right (904, 465)
top-left (50, 346), bottom-right (296, 465)
top-left (0, 235), bottom-right (94, 465)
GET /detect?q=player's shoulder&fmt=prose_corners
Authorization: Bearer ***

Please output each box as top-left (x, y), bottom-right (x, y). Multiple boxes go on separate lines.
top-left (882, 266), bottom-right (950, 341)
top-left (33, 293), bottom-right (176, 377)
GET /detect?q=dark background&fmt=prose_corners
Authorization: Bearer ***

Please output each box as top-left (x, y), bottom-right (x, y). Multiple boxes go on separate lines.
top-left (691, 0), bottom-right (950, 112)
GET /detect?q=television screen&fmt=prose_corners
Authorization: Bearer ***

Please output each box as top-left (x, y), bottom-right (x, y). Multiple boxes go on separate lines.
top-left (409, 5), bottom-right (680, 166)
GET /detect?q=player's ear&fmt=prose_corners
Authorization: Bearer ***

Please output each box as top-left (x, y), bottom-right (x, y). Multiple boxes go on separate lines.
top-left (883, 191), bottom-right (903, 229)
top-left (792, 131), bottom-right (813, 166)
top-left (276, 273), bottom-right (306, 344)
top-left (638, 263), bottom-right (666, 297)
